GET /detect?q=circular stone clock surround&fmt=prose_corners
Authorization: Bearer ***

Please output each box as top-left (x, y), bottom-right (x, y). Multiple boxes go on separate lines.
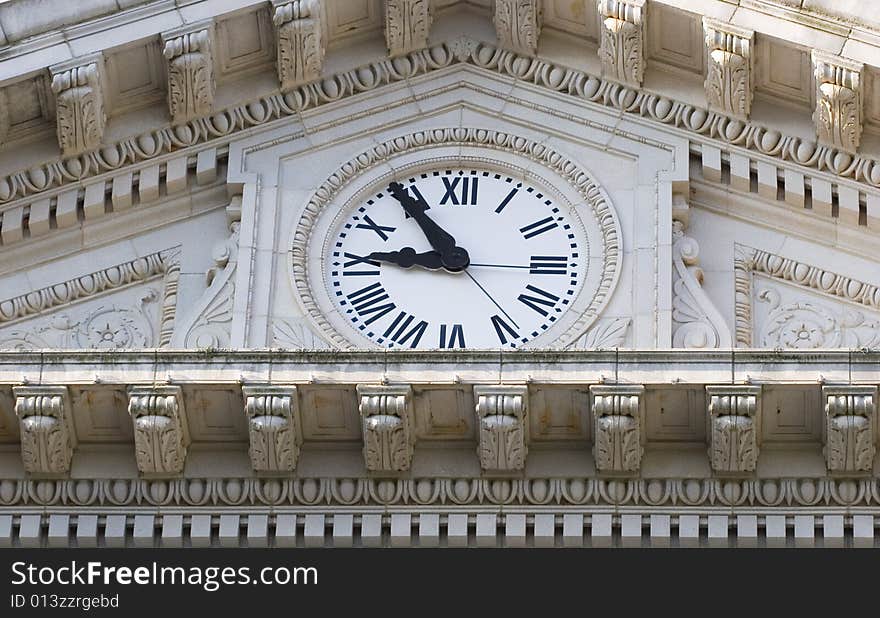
top-left (289, 128), bottom-right (622, 349)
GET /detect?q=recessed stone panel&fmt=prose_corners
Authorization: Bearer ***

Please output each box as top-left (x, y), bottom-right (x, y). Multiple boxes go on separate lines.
top-left (762, 387), bottom-right (821, 442)
top-left (300, 386), bottom-right (361, 440)
top-left (70, 386), bottom-right (131, 443)
top-left (413, 386), bottom-right (474, 440)
top-left (645, 387), bottom-right (705, 442)
top-left (529, 386), bottom-right (590, 441)
top-left (183, 386), bottom-right (247, 442)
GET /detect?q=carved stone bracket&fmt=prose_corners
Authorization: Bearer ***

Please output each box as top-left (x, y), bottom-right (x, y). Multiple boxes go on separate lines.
top-left (703, 18), bottom-right (753, 120)
top-left (13, 386), bottom-right (77, 476)
top-left (357, 385), bottom-right (414, 473)
top-left (812, 51), bottom-right (863, 153)
top-left (128, 386), bottom-right (190, 476)
top-left (823, 386), bottom-right (876, 474)
top-left (706, 385), bottom-right (761, 474)
top-left (273, 0), bottom-right (325, 91)
top-left (473, 385), bottom-right (529, 472)
top-left (493, 0), bottom-right (542, 56)
top-left (590, 385), bottom-right (644, 473)
top-left (597, 0), bottom-right (645, 87)
top-left (385, 0), bottom-right (432, 57)
top-left (162, 22), bottom-right (216, 124)
top-left (672, 196), bottom-right (732, 348)
top-left (243, 385), bottom-right (301, 473)
top-left (49, 54), bottom-right (106, 156)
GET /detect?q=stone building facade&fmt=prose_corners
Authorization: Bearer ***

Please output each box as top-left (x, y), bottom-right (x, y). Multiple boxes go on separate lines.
top-left (0, 0), bottom-right (878, 547)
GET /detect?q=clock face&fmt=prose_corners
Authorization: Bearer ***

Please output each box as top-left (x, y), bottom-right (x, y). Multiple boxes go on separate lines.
top-left (324, 167), bottom-right (586, 349)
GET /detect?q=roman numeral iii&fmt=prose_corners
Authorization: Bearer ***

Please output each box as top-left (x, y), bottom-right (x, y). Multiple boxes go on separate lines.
top-left (529, 255), bottom-right (567, 275)
top-left (440, 177), bottom-right (478, 206)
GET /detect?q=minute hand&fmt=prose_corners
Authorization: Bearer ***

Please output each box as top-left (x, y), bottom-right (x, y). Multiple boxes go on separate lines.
top-left (387, 182), bottom-right (457, 255)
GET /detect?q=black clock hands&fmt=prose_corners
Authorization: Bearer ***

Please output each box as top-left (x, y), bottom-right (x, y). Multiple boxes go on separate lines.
top-left (368, 248), bottom-right (444, 270)
top-left (387, 182), bottom-right (470, 271)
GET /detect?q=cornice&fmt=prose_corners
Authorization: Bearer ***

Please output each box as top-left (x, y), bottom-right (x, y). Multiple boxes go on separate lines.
top-left (2, 35), bottom-right (880, 225)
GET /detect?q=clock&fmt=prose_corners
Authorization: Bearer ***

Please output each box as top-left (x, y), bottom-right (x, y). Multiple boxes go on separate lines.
top-left (326, 168), bottom-right (584, 349)
top-left (290, 131), bottom-right (621, 350)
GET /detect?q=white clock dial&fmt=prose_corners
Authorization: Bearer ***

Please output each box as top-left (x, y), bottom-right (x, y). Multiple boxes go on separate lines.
top-left (325, 168), bottom-right (586, 349)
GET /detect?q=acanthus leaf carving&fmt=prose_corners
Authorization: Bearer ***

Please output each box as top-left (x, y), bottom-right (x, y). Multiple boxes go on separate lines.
top-left (824, 386), bottom-right (876, 474)
top-left (597, 0), bottom-right (645, 86)
top-left (474, 385), bottom-right (528, 472)
top-left (385, 0), bottom-right (432, 57)
top-left (243, 386), bottom-right (301, 473)
top-left (671, 197), bottom-right (732, 348)
top-left (49, 55), bottom-right (106, 156)
top-left (703, 18), bottom-right (753, 120)
top-left (13, 386), bottom-right (77, 476)
top-left (273, 0), bottom-right (325, 91)
top-left (493, 0), bottom-right (542, 56)
top-left (706, 385), bottom-right (761, 473)
top-left (128, 386), bottom-right (189, 476)
top-left (590, 385), bottom-right (643, 473)
top-left (162, 23), bottom-right (216, 123)
top-left (812, 51), bottom-right (863, 154)
top-left (357, 385), bottom-right (414, 473)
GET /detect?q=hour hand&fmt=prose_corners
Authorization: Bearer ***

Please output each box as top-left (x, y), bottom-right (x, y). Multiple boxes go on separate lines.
top-left (368, 247), bottom-right (444, 270)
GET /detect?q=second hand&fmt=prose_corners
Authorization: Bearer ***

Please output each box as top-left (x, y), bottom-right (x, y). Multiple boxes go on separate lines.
top-left (464, 271), bottom-right (520, 329)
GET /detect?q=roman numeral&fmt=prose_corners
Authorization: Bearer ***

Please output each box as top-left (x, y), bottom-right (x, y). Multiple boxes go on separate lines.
top-left (383, 311), bottom-right (428, 348)
top-left (440, 176), bottom-right (478, 206)
top-left (439, 324), bottom-right (465, 349)
top-left (519, 216), bottom-right (558, 239)
top-left (342, 252), bottom-right (380, 276)
top-left (529, 255), bottom-right (567, 275)
top-left (517, 284), bottom-right (561, 317)
top-left (495, 187), bottom-right (518, 213)
top-left (403, 185), bottom-right (430, 219)
top-left (355, 214), bottom-right (396, 241)
top-left (346, 282), bottom-right (396, 325)
top-left (490, 314), bottom-right (519, 346)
